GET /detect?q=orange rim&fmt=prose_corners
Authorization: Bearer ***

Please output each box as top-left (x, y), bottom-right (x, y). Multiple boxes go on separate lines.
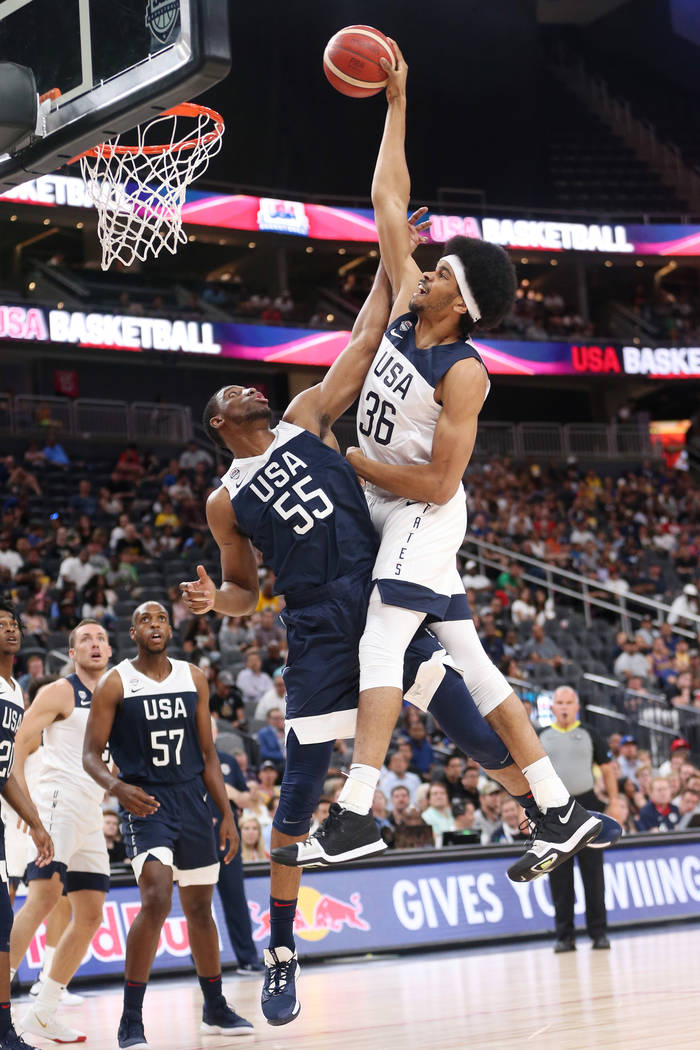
top-left (69, 103), bottom-right (224, 163)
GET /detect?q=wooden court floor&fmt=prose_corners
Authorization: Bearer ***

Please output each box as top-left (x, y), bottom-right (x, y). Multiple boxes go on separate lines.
top-left (16, 924), bottom-right (700, 1050)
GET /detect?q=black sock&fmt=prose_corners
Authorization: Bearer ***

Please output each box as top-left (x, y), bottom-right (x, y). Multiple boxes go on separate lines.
top-left (123, 980), bottom-right (147, 1018)
top-left (514, 791), bottom-right (539, 817)
top-left (198, 973), bottom-right (223, 1006)
top-left (269, 896), bottom-right (297, 951)
top-left (0, 1002), bottom-right (10, 1038)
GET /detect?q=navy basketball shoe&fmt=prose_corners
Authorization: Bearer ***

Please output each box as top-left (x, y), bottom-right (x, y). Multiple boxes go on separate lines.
top-left (261, 947), bottom-right (301, 1026)
top-left (201, 997), bottom-right (254, 1037)
top-left (117, 1014), bottom-right (148, 1050)
top-left (586, 812), bottom-right (622, 849)
top-left (508, 799), bottom-right (602, 882)
top-left (272, 803), bottom-right (386, 868)
top-left (0, 1027), bottom-right (40, 1050)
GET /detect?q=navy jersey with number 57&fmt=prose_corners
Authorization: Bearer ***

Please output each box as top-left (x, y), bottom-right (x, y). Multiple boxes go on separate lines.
top-left (110, 658), bottom-right (204, 785)
top-left (220, 421), bottom-right (378, 600)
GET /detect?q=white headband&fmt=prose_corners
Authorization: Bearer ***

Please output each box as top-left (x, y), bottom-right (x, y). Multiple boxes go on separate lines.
top-left (438, 254), bottom-right (481, 323)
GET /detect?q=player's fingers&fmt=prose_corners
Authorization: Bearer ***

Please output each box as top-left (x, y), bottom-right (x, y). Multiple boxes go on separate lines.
top-left (196, 564), bottom-right (210, 583)
top-left (387, 38), bottom-right (404, 66)
top-left (416, 219), bottom-right (431, 230)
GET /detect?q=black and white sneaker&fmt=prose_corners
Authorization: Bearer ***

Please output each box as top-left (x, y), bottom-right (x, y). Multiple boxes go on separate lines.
top-left (0, 1026), bottom-right (39, 1050)
top-left (271, 803), bottom-right (387, 868)
top-left (201, 996), bottom-right (254, 1037)
top-left (507, 800), bottom-right (602, 883)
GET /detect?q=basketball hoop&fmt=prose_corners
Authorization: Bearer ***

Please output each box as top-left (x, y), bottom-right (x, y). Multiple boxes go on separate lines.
top-left (73, 102), bottom-right (224, 271)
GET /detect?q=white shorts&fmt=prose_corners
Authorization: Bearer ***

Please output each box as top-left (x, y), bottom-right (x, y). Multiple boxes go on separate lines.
top-left (366, 485), bottom-right (467, 617)
top-left (1, 802), bottom-right (29, 880)
top-left (28, 783), bottom-right (110, 891)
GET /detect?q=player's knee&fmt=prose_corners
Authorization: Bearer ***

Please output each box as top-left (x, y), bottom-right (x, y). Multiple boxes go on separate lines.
top-left (358, 597), bottom-right (412, 692)
top-left (182, 895), bottom-right (215, 928)
top-left (26, 877), bottom-right (63, 915)
top-left (74, 902), bottom-right (105, 932)
top-left (139, 882), bottom-right (172, 922)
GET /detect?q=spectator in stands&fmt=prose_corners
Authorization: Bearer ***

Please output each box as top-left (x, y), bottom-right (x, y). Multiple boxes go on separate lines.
top-left (511, 585), bottom-right (536, 625)
top-left (677, 788), bottom-right (700, 829)
top-left (154, 498), bottom-right (180, 529)
top-left (236, 649), bottom-right (272, 707)
top-left (421, 782), bottom-right (456, 843)
top-left (658, 737), bottom-right (691, 778)
top-left (372, 789), bottom-right (393, 842)
top-left (0, 533), bottom-right (23, 577)
top-left (239, 816), bottom-right (268, 862)
top-left (17, 654), bottom-right (44, 696)
top-left (472, 782), bottom-right (503, 845)
top-left (257, 761), bottom-right (280, 806)
top-left (254, 609), bottom-right (285, 651)
top-left (490, 798), bottom-right (529, 844)
top-left (243, 780), bottom-right (272, 828)
top-left (210, 671), bottom-right (245, 725)
top-left (57, 545), bottom-right (96, 593)
top-left (479, 613), bottom-right (505, 666)
top-left (256, 708), bottom-right (285, 768)
top-left (460, 764), bottom-right (482, 810)
top-left (112, 444), bottom-right (143, 485)
top-left (403, 715), bottom-right (434, 776)
top-left (435, 753), bottom-right (467, 804)
top-left (69, 479), bottom-right (97, 517)
top-left (254, 670), bottom-right (286, 722)
top-left (218, 616), bottom-right (254, 664)
top-left (42, 433), bottom-right (69, 469)
top-left (613, 637), bottom-right (650, 682)
top-left (522, 622), bottom-right (567, 671)
top-left (605, 796), bottom-right (636, 836)
top-left (667, 584), bottom-right (699, 627)
top-left (461, 559), bottom-right (491, 592)
top-left (179, 440), bottom-right (213, 471)
top-left (103, 810), bottom-right (127, 864)
top-left (648, 637), bottom-right (676, 685)
top-left (635, 615), bottom-right (656, 649)
top-left (22, 598), bottom-right (49, 644)
top-left (636, 778), bottom-right (681, 832)
top-left (389, 785), bottom-right (412, 829)
top-left (310, 798), bottom-right (331, 835)
top-left (81, 580), bottom-right (116, 629)
top-left (115, 524), bottom-right (147, 562)
top-left (380, 750), bottom-right (421, 808)
top-left (617, 736), bottom-right (644, 783)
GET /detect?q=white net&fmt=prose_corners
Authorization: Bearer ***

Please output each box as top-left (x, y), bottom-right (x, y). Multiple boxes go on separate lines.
top-left (78, 104), bottom-right (224, 271)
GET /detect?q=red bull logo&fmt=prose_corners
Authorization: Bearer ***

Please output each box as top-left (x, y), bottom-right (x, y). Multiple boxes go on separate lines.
top-left (249, 885), bottom-right (370, 943)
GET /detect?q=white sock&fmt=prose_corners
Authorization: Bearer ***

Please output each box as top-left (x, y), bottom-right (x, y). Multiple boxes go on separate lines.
top-left (9, 968), bottom-right (15, 982)
top-left (523, 756), bottom-right (570, 812)
top-left (338, 764), bottom-right (380, 815)
top-left (36, 976), bottom-right (64, 1014)
top-left (39, 946), bottom-right (56, 984)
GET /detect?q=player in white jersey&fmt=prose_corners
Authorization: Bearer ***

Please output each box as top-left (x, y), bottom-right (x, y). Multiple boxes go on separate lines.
top-left (10, 620), bottom-right (113, 1043)
top-left (292, 42), bottom-right (601, 881)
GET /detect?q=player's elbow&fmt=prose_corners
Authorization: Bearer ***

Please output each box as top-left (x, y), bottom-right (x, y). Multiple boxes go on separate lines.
top-left (430, 478), bottom-right (459, 505)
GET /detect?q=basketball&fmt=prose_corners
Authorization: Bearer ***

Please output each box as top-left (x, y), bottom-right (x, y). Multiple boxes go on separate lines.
top-left (323, 25), bottom-right (396, 99)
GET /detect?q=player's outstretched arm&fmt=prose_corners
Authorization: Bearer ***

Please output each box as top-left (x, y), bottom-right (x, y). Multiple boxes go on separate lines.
top-left (83, 669), bottom-right (160, 817)
top-left (286, 210), bottom-right (431, 437)
top-left (1, 773), bottom-right (53, 865)
top-left (191, 666), bottom-right (239, 863)
top-left (346, 358), bottom-right (488, 504)
top-left (371, 40), bottom-right (422, 319)
top-left (12, 679), bottom-right (73, 800)
top-left (180, 490), bottom-right (259, 617)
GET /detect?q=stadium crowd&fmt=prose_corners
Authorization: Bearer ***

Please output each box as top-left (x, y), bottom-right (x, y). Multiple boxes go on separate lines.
top-left (0, 434), bottom-right (699, 863)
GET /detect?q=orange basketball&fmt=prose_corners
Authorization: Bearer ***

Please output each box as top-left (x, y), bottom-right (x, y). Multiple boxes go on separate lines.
top-left (323, 25), bottom-right (396, 99)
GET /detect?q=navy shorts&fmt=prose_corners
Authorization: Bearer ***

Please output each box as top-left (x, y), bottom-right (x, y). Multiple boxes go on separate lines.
top-left (0, 826), bottom-right (12, 952)
top-left (282, 569), bottom-right (373, 744)
top-left (120, 777), bottom-right (219, 886)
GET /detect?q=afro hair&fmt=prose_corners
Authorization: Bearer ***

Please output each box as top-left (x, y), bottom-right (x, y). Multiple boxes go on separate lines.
top-left (443, 235), bottom-right (517, 338)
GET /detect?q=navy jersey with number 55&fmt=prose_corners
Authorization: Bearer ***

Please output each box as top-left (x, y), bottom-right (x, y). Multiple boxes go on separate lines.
top-left (220, 421), bottom-right (378, 601)
top-left (109, 658), bottom-right (204, 785)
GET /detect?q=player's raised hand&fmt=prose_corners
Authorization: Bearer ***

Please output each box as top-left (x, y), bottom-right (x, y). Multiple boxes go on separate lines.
top-left (408, 207), bottom-right (431, 253)
top-left (114, 782), bottom-right (160, 817)
top-left (30, 824), bottom-right (54, 867)
top-left (380, 38), bottom-right (407, 103)
top-left (180, 564), bottom-right (216, 615)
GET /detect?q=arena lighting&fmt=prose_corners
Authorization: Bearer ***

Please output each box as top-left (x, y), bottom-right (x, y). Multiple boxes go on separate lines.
top-left (57, 301), bottom-right (63, 309)
top-left (604, 260), bottom-right (613, 268)
top-left (27, 282), bottom-right (35, 290)
top-left (9, 214), bottom-right (16, 221)
top-left (550, 259), bottom-right (558, 266)
top-left (305, 246), bottom-right (314, 253)
top-left (188, 235), bottom-right (196, 242)
top-left (369, 250), bottom-right (377, 258)
top-left (248, 241), bottom-right (255, 248)
top-left (520, 257), bottom-right (528, 264)
top-left (326, 313), bottom-right (334, 322)
top-left (218, 238), bottom-right (226, 245)
top-left (634, 337), bottom-right (641, 345)
top-left (76, 222), bottom-right (84, 229)
top-left (42, 217), bottom-right (50, 225)
top-left (338, 248), bottom-right (346, 255)
top-left (636, 260), bottom-right (644, 268)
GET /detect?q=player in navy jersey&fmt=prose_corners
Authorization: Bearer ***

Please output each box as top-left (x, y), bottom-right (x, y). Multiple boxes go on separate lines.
top-left (289, 40), bottom-right (602, 882)
top-left (83, 602), bottom-right (253, 1047)
top-left (0, 600), bottom-right (53, 1050)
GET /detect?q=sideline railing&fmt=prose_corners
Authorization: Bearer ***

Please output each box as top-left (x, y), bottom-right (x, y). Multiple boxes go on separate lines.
top-left (461, 535), bottom-right (700, 638)
top-left (0, 394), bottom-right (192, 444)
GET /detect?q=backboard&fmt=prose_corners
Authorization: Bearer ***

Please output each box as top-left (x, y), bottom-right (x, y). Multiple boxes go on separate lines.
top-left (0, 0), bottom-right (230, 190)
